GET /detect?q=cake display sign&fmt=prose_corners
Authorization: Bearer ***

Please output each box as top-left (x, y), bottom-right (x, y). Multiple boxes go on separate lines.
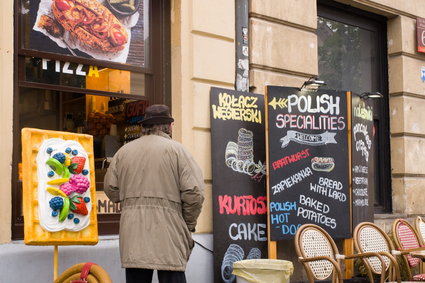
top-left (22, 128), bottom-right (98, 245)
top-left (39, 139), bottom-right (92, 231)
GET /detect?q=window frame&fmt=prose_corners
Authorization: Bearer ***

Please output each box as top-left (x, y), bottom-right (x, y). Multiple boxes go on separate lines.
top-left (12, 0), bottom-right (171, 239)
top-left (317, 0), bottom-right (392, 213)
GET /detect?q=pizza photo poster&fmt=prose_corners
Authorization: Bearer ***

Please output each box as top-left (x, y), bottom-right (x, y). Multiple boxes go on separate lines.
top-left (24, 0), bottom-right (147, 67)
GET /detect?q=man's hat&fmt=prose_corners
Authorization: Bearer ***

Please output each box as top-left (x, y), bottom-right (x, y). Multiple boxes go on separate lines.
top-left (141, 104), bottom-right (174, 125)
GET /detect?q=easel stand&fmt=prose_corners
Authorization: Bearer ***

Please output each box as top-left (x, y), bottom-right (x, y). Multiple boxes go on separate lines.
top-left (54, 245), bottom-right (59, 280)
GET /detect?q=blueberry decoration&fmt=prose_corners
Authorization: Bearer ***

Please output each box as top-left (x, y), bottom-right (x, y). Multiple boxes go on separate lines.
top-left (47, 171), bottom-right (55, 177)
top-left (73, 218), bottom-right (80, 224)
top-left (52, 210), bottom-right (59, 217)
top-left (46, 147), bottom-right (53, 154)
top-left (83, 197), bottom-right (90, 203)
top-left (72, 149), bottom-right (78, 156)
top-left (49, 197), bottom-right (64, 210)
top-left (52, 152), bottom-right (66, 164)
top-left (65, 147), bottom-right (72, 154)
top-left (67, 213), bottom-right (74, 220)
top-left (82, 169), bottom-right (89, 175)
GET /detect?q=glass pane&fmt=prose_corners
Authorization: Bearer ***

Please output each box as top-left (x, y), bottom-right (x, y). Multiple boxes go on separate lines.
top-left (23, 57), bottom-right (146, 96)
top-left (18, 87), bottom-right (149, 215)
top-left (20, 0), bottom-right (149, 68)
top-left (96, 191), bottom-right (121, 214)
top-left (317, 17), bottom-right (377, 94)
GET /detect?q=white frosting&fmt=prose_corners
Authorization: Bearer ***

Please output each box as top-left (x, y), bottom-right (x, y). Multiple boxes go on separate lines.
top-left (37, 138), bottom-right (92, 232)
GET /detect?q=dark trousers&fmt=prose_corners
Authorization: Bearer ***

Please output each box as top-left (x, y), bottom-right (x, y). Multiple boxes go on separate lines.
top-left (125, 268), bottom-right (187, 283)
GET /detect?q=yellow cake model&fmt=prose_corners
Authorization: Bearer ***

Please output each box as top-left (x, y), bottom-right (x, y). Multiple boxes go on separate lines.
top-left (22, 128), bottom-right (98, 245)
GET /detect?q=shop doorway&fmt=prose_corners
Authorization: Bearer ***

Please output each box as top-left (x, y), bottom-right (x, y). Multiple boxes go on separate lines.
top-left (317, 0), bottom-right (391, 213)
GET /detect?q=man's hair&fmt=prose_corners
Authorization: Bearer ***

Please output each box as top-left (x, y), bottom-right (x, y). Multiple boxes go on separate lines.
top-left (141, 123), bottom-right (172, 136)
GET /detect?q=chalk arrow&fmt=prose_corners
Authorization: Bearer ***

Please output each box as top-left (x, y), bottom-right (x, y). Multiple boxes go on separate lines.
top-left (268, 97), bottom-right (287, 110)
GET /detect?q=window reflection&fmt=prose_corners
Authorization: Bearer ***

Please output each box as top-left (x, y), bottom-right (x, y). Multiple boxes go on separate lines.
top-left (317, 17), bottom-right (375, 94)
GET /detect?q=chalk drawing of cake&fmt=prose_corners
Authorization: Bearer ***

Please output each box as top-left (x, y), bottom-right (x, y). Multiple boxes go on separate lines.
top-left (224, 128), bottom-right (265, 181)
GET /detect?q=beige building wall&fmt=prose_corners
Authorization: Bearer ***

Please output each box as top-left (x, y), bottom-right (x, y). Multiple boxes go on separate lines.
top-left (0, 0), bottom-right (14, 244)
top-left (250, 0), bottom-right (317, 93)
top-left (388, 14), bottom-right (425, 218)
top-left (170, 0), bottom-right (235, 233)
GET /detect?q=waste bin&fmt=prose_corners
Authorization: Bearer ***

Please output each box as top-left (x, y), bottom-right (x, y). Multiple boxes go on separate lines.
top-left (232, 259), bottom-right (294, 283)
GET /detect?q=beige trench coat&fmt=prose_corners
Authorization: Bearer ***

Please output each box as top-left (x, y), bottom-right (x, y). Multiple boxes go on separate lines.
top-left (104, 132), bottom-right (204, 271)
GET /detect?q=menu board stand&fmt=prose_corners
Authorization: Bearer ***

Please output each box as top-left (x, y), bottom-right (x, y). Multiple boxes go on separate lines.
top-left (265, 86), bottom-right (351, 242)
top-left (210, 86), bottom-right (375, 280)
top-left (210, 87), bottom-right (268, 283)
top-left (351, 94), bottom-right (375, 226)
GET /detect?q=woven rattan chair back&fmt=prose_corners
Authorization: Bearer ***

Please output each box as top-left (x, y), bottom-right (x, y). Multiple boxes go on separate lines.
top-left (353, 222), bottom-right (395, 281)
top-left (392, 218), bottom-right (424, 280)
top-left (354, 223), bottom-right (392, 273)
top-left (295, 224), bottom-right (342, 283)
top-left (415, 216), bottom-right (425, 246)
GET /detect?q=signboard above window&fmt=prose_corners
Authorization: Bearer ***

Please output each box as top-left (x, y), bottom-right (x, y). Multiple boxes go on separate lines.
top-left (417, 17), bottom-right (425, 53)
top-left (19, 0), bottom-right (149, 70)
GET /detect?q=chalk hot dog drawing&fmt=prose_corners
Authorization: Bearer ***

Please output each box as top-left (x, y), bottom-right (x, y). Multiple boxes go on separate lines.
top-left (39, 0), bottom-right (128, 53)
top-left (311, 157), bottom-right (335, 172)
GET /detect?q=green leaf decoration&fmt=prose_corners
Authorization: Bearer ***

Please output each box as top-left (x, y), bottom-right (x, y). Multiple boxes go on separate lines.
top-left (71, 195), bottom-right (80, 203)
top-left (69, 163), bottom-right (78, 170)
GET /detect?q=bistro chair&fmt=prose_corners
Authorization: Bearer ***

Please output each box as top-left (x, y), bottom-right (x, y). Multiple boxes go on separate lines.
top-left (353, 222), bottom-right (402, 283)
top-left (414, 216), bottom-right (425, 275)
top-left (392, 218), bottom-right (425, 281)
top-left (415, 216), bottom-right (425, 246)
top-left (295, 223), bottom-right (390, 283)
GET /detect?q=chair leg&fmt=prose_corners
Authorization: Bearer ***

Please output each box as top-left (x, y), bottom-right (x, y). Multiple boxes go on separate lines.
top-left (332, 271), bottom-right (343, 283)
top-left (365, 266), bottom-right (374, 283)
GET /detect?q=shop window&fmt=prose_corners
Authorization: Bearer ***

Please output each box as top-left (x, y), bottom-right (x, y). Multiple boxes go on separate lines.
top-left (317, 0), bottom-right (391, 213)
top-left (12, 0), bottom-right (170, 238)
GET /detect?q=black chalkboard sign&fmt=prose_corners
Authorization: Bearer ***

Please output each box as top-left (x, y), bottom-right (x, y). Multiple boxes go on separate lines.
top-left (266, 86), bottom-right (350, 241)
top-left (210, 87), bottom-right (268, 283)
top-left (351, 94), bottom-right (374, 227)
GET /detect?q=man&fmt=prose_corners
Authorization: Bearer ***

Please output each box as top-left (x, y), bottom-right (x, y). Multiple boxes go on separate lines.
top-left (104, 104), bottom-right (205, 283)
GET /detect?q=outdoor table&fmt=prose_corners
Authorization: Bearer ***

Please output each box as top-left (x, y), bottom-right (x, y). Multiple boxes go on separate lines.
top-left (410, 250), bottom-right (425, 259)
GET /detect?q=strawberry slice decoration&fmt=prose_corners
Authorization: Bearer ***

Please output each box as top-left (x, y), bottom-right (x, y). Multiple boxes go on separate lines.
top-left (69, 156), bottom-right (86, 174)
top-left (70, 196), bottom-right (88, 215)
